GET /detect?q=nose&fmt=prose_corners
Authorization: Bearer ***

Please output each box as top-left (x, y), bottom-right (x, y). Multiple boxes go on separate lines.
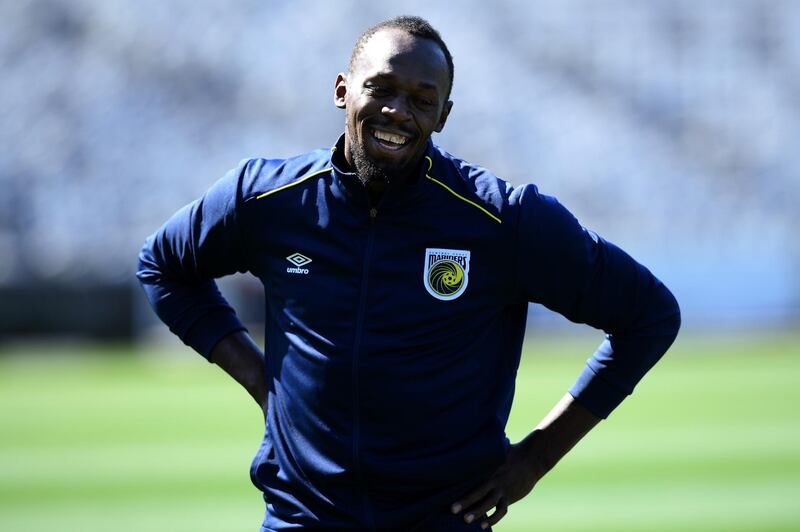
top-left (381, 98), bottom-right (412, 122)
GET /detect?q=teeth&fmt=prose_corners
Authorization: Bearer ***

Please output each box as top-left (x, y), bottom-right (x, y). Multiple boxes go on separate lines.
top-left (373, 129), bottom-right (408, 145)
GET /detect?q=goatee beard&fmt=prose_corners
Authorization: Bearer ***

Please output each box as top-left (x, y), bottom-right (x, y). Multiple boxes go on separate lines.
top-left (350, 141), bottom-right (402, 186)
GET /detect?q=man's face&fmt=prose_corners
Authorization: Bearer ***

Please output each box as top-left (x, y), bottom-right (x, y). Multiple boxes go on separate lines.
top-left (334, 28), bottom-right (453, 184)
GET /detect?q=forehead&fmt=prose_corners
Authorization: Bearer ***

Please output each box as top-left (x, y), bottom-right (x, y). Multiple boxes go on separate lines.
top-left (352, 28), bottom-right (449, 93)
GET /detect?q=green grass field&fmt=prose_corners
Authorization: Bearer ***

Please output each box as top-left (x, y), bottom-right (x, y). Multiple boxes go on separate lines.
top-left (1, 331), bottom-right (799, 531)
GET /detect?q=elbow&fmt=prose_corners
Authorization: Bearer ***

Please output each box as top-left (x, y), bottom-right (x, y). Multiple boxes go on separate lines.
top-left (666, 283), bottom-right (681, 334)
top-left (136, 235), bottom-right (162, 285)
top-left (658, 281), bottom-right (681, 342)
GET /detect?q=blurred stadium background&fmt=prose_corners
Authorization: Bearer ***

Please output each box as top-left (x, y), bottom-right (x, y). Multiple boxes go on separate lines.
top-left (1, 0), bottom-right (798, 530)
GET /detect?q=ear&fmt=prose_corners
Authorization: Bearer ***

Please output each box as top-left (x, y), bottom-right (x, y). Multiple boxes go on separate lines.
top-left (434, 100), bottom-right (453, 133)
top-left (334, 73), bottom-right (347, 109)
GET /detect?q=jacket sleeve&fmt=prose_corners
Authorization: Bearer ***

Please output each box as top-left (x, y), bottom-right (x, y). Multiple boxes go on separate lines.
top-left (514, 184), bottom-right (681, 418)
top-left (136, 160), bottom-right (252, 360)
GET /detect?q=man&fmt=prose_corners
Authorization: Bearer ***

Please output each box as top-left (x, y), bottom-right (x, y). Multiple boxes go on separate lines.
top-left (137, 16), bottom-right (680, 532)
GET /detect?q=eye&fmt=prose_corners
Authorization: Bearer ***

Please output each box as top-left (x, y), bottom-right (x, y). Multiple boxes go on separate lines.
top-left (364, 83), bottom-right (391, 97)
top-left (415, 96), bottom-right (436, 108)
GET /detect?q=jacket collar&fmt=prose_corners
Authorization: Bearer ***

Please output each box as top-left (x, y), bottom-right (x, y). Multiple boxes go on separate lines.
top-left (329, 134), bottom-right (436, 208)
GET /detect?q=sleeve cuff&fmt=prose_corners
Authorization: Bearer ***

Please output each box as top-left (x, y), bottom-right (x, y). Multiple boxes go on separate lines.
top-left (183, 310), bottom-right (247, 360)
top-left (568, 364), bottom-right (629, 419)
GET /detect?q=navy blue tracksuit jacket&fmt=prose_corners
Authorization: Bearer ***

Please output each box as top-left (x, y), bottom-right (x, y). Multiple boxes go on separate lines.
top-left (137, 136), bottom-right (680, 531)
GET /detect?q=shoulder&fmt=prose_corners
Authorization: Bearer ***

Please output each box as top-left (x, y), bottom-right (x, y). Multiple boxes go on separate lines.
top-left (426, 145), bottom-right (516, 225)
top-left (428, 145), bottom-right (577, 232)
top-left (233, 148), bottom-right (333, 203)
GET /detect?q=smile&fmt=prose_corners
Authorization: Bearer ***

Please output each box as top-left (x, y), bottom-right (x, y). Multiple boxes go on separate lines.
top-left (371, 127), bottom-right (412, 150)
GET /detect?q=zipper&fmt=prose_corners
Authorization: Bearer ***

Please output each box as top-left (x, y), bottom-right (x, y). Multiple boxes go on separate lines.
top-left (351, 206), bottom-right (378, 531)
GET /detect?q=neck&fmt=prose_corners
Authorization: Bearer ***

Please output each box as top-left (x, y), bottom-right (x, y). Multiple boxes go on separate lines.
top-left (333, 135), bottom-right (426, 205)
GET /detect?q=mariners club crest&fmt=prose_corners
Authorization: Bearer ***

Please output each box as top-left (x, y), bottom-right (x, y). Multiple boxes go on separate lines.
top-left (423, 248), bottom-right (470, 301)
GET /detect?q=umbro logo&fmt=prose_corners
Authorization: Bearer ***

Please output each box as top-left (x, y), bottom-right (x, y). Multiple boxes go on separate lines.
top-left (286, 253), bottom-right (312, 274)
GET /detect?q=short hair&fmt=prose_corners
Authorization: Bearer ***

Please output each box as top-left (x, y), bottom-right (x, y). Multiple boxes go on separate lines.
top-left (348, 16), bottom-right (454, 99)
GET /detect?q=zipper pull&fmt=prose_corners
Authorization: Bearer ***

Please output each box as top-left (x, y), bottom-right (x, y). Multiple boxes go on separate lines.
top-left (369, 207), bottom-right (378, 220)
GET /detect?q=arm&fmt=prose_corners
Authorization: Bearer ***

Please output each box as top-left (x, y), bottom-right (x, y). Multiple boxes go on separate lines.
top-left (452, 394), bottom-right (599, 528)
top-left (455, 185), bottom-right (680, 528)
top-left (136, 161), bottom-right (251, 357)
top-left (137, 160), bottom-right (266, 410)
top-left (210, 331), bottom-right (268, 415)
top-left (515, 184), bottom-right (681, 419)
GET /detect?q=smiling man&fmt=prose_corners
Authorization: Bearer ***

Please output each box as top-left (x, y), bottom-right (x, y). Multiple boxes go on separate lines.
top-left (337, 24), bottom-right (452, 205)
top-left (137, 16), bottom-right (680, 532)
